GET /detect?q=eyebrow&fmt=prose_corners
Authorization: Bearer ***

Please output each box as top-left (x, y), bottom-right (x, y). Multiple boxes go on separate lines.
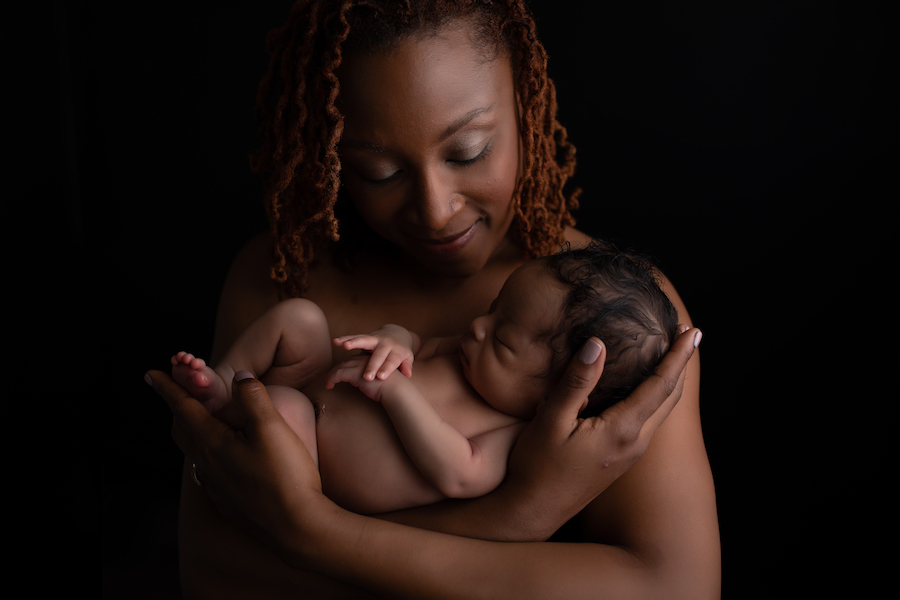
top-left (340, 104), bottom-right (496, 152)
top-left (440, 104), bottom-right (495, 141)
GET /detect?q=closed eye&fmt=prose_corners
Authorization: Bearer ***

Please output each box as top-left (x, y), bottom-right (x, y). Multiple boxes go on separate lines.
top-left (449, 142), bottom-right (492, 166)
top-left (494, 332), bottom-right (511, 351)
top-left (360, 170), bottom-right (402, 185)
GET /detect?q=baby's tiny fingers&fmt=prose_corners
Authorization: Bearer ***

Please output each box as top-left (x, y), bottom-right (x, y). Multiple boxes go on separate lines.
top-left (376, 353), bottom-right (406, 379)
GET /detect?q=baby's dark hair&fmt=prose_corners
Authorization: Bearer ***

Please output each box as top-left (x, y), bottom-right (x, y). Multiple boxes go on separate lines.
top-left (542, 241), bottom-right (679, 417)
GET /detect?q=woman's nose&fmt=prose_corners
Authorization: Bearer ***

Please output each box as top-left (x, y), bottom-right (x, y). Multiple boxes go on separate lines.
top-left (410, 168), bottom-right (464, 231)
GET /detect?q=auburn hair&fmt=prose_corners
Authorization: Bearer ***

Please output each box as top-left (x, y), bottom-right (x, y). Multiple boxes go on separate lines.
top-left (249, 0), bottom-right (580, 297)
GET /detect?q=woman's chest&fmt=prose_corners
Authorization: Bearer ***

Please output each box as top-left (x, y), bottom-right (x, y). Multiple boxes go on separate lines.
top-left (304, 258), bottom-right (520, 360)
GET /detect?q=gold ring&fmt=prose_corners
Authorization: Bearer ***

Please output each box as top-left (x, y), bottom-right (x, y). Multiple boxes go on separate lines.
top-left (191, 463), bottom-right (203, 487)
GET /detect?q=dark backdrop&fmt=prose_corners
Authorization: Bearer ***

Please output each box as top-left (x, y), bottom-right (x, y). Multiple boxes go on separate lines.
top-left (61, 1), bottom-right (894, 597)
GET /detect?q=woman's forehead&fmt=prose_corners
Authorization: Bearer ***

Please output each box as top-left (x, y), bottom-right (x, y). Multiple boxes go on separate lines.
top-left (335, 24), bottom-right (514, 136)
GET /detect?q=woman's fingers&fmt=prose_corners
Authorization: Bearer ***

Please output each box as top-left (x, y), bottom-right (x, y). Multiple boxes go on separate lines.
top-left (149, 368), bottom-right (325, 549)
top-left (506, 329), bottom-right (701, 517)
top-left (146, 370), bottom-right (221, 458)
top-left (533, 338), bottom-right (606, 430)
top-left (603, 326), bottom-right (700, 440)
top-left (225, 372), bottom-right (283, 431)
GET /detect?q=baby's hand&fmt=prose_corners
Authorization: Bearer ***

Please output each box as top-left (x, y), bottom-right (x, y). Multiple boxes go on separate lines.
top-left (333, 324), bottom-right (416, 381)
top-left (325, 355), bottom-right (389, 402)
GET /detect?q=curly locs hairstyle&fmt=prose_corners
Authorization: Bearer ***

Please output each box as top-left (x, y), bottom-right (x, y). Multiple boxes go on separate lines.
top-left (249, 0), bottom-right (580, 297)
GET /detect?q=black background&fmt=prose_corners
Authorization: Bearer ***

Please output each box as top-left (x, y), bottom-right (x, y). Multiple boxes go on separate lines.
top-left (56, 1), bottom-right (894, 597)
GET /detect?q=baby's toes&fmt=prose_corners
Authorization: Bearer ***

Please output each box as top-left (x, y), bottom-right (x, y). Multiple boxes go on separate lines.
top-left (188, 356), bottom-right (206, 370)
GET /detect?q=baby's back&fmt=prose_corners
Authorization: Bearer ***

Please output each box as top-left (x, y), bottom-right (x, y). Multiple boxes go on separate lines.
top-left (307, 354), bottom-right (520, 514)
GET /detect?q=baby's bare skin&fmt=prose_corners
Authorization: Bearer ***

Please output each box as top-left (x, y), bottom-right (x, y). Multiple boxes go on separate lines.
top-left (171, 352), bottom-right (229, 412)
top-left (170, 293), bottom-right (530, 516)
top-left (173, 347), bottom-right (524, 515)
top-left (310, 353), bottom-right (524, 514)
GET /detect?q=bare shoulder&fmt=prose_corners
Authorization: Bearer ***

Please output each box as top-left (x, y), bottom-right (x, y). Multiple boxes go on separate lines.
top-left (657, 270), bottom-right (693, 328)
top-left (562, 226), bottom-right (594, 248)
top-left (211, 231), bottom-right (281, 361)
top-left (230, 231), bottom-right (276, 279)
top-left (575, 264), bottom-right (719, 595)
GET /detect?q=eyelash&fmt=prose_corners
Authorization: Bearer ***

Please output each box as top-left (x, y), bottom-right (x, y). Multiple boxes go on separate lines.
top-left (493, 325), bottom-right (511, 350)
top-left (361, 172), bottom-right (400, 186)
top-left (451, 143), bottom-right (492, 166)
top-left (360, 143), bottom-right (492, 185)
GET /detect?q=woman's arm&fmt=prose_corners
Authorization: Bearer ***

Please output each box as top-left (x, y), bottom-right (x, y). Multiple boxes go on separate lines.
top-left (378, 281), bottom-right (720, 596)
top-left (169, 231), bottom-right (718, 598)
top-left (151, 326), bottom-right (710, 599)
top-left (174, 233), bottom-right (355, 598)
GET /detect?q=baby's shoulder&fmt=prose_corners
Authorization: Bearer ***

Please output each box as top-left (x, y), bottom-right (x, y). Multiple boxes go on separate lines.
top-left (413, 355), bottom-right (522, 434)
top-left (411, 354), bottom-right (468, 394)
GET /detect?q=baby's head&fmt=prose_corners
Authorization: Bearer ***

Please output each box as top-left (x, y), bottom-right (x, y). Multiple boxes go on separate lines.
top-left (459, 241), bottom-right (678, 419)
top-left (543, 242), bottom-right (679, 417)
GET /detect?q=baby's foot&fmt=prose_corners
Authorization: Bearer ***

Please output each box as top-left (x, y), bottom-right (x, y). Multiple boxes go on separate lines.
top-left (171, 351), bottom-right (228, 412)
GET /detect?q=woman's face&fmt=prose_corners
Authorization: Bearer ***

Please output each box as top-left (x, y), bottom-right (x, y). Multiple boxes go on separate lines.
top-left (336, 23), bottom-right (521, 277)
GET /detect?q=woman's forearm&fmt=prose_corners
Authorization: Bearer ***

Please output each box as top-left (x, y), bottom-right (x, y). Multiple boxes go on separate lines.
top-left (302, 385), bottom-right (719, 600)
top-left (286, 495), bottom-right (717, 600)
top-left (154, 320), bottom-right (716, 599)
top-left (377, 477), bottom-right (561, 541)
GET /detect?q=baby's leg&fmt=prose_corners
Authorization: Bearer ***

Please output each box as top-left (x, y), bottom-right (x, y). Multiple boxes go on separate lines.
top-left (267, 385), bottom-right (319, 466)
top-left (219, 298), bottom-right (333, 391)
top-left (171, 351), bottom-right (229, 413)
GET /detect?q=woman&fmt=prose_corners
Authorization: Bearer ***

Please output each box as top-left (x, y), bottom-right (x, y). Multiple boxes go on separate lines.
top-left (149, 0), bottom-right (720, 597)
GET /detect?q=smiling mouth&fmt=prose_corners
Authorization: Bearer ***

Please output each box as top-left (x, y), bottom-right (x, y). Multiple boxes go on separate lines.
top-left (415, 222), bottom-right (479, 253)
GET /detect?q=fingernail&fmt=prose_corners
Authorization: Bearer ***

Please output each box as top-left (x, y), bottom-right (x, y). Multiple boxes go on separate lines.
top-left (693, 330), bottom-right (703, 348)
top-left (235, 370), bottom-right (255, 381)
top-left (578, 339), bottom-right (603, 364)
top-left (144, 373), bottom-right (153, 386)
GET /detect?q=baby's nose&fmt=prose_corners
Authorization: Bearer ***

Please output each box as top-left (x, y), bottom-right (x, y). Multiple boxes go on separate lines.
top-left (470, 315), bottom-right (487, 342)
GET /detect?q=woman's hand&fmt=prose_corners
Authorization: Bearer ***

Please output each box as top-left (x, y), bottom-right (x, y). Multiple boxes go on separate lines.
top-left (501, 326), bottom-right (701, 538)
top-left (146, 370), bottom-right (329, 558)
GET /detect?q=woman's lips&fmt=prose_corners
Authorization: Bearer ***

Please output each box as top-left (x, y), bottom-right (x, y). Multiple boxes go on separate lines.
top-left (414, 221), bottom-right (479, 254)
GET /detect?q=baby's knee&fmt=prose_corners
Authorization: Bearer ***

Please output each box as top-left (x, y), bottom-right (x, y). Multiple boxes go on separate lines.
top-left (271, 298), bottom-right (328, 331)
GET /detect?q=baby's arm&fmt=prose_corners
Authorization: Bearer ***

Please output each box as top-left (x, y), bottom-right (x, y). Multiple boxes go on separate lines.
top-left (334, 324), bottom-right (421, 381)
top-left (326, 357), bottom-right (525, 499)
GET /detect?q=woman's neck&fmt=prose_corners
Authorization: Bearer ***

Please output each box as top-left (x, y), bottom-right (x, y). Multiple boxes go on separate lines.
top-left (337, 234), bottom-right (525, 292)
